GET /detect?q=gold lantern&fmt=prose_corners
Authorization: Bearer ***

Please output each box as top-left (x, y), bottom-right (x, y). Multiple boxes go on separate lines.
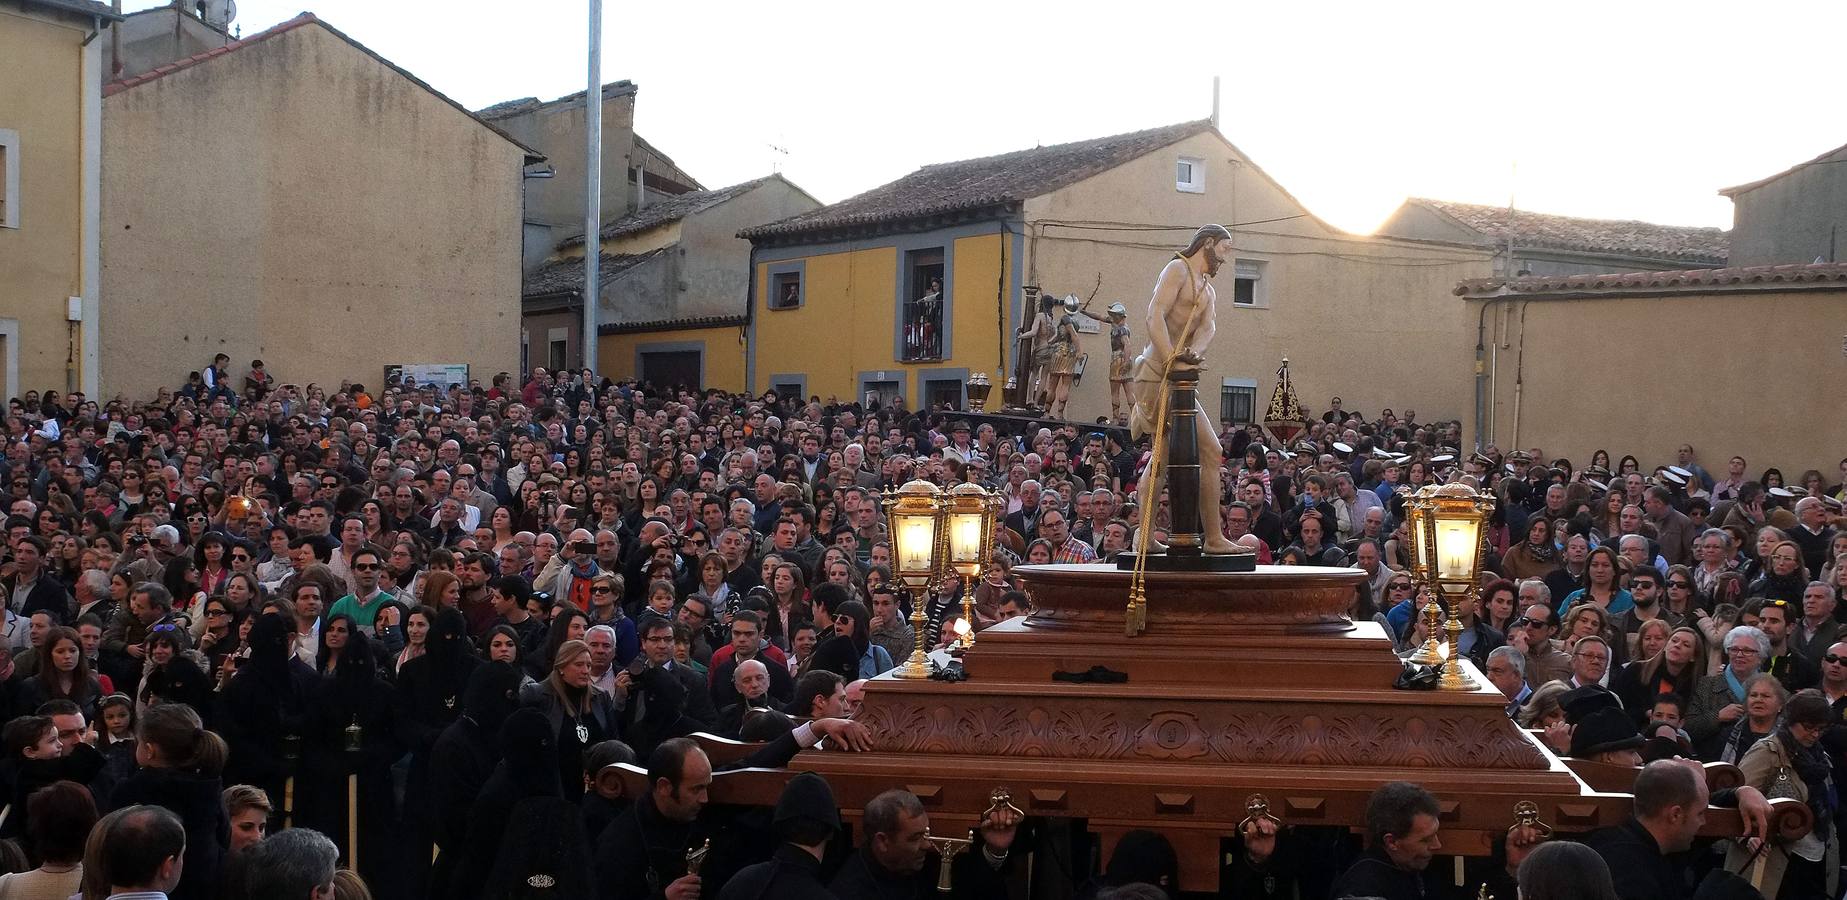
top-left (1405, 482), bottom-right (1496, 690)
top-left (966, 372), bottom-right (993, 413)
top-left (944, 482), bottom-right (1000, 649)
top-left (884, 480), bottom-right (945, 679)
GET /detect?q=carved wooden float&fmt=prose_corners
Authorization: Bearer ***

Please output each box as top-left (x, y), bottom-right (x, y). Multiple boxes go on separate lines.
top-left (656, 564), bottom-right (1807, 892)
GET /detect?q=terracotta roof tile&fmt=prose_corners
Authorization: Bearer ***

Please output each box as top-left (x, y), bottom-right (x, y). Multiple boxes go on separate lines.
top-left (557, 177), bottom-right (774, 252)
top-left (1410, 198), bottom-right (1728, 264)
top-left (1455, 262), bottom-right (1847, 297)
top-left (522, 250), bottom-right (662, 298)
top-left (742, 119), bottom-right (1215, 241)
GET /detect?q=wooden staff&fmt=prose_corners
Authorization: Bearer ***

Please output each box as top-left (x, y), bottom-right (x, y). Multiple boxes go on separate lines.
top-left (345, 720), bottom-right (363, 871)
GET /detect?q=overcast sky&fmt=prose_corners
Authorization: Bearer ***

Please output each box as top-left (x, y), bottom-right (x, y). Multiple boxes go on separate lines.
top-left (130, 0), bottom-right (1843, 233)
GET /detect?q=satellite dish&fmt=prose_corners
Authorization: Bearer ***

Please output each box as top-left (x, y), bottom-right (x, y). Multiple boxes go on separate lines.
top-left (197, 0), bottom-right (236, 30)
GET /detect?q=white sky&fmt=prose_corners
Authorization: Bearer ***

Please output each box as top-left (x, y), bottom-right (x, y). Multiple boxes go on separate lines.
top-left (130, 0), bottom-right (1845, 233)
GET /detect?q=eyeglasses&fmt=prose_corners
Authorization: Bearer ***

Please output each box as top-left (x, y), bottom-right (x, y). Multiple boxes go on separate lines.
top-left (149, 623), bottom-right (181, 634)
top-left (230, 554), bottom-right (250, 562)
top-left (1728, 646), bottom-right (1762, 657)
top-left (1826, 654), bottom-right (1847, 665)
top-left (352, 562), bottom-right (380, 571)
top-left (590, 586), bottom-right (615, 595)
top-left (1668, 581), bottom-right (1691, 589)
top-left (1389, 582), bottom-right (1413, 590)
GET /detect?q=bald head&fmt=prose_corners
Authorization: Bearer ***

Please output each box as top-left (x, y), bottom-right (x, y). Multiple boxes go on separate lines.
top-left (734, 658), bottom-right (770, 701)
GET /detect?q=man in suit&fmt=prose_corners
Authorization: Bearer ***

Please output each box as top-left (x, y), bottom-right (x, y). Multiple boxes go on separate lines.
top-left (1002, 480), bottom-right (1045, 543)
top-left (3, 536), bottom-right (69, 624)
top-left (1794, 581), bottom-right (1842, 662)
top-left (618, 616), bottom-right (718, 734)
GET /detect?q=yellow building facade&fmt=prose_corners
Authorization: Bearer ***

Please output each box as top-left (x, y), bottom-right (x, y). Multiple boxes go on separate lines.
top-left (0, 0), bottom-right (113, 399)
top-left (748, 226), bottom-right (1015, 407)
top-left (741, 121), bottom-right (1496, 422)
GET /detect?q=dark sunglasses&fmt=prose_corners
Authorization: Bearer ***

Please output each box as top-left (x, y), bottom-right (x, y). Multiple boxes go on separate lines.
top-left (590, 586), bottom-right (615, 595)
top-left (1827, 654), bottom-right (1847, 665)
top-left (1517, 617), bottom-right (1552, 629)
top-left (1668, 581), bottom-right (1691, 589)
top-left (352, 562), bottom-right (380, 571)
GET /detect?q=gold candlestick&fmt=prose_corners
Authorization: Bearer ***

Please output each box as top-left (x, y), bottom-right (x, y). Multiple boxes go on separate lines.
top-left (1407, 592), bottom-right (1444, 666)
top-left (959, 575), bottom-right (977, 650)
top-left (894, 590), bottom-right (933, 679)
top-left (1439, 603), bottom-right (1478, 690)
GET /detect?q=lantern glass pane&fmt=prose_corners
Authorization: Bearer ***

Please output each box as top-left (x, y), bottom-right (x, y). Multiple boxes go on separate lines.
top-left (1433, 515), bottom-right (1482, 581)
top-left (949, 510), bottom-right (985, 566)
top-left (893, 511), bottom-right (936, 576)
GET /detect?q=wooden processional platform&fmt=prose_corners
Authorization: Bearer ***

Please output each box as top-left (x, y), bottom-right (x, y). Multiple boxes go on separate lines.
top-left (678, 564), bottom-right (1806, 893)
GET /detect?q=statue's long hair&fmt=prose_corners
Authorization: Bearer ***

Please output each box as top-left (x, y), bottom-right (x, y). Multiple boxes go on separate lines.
top-left (1178, 224), bottom-right (1233, 277)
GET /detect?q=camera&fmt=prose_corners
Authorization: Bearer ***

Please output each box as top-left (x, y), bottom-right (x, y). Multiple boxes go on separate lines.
top-left (571, 540), bottom-right (596, 555)
top-left (127, 535), bottom-right (148, 547)
top-left (541, 491), bottom-right (557, 503)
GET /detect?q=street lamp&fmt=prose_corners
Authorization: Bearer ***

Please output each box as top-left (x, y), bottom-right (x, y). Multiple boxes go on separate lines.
top-left (1406, 482), bottom-right (1495, 691)
top-left (885, 480), bottom-right (944, 679)
top-left (944, 482), bottom-right (999, 649)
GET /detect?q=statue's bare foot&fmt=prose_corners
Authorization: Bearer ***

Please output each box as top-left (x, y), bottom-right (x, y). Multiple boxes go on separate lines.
top-left (1203, 535), bottom-right (1242, 554)
top-left (1141, 535), bottom-right (1168, 554)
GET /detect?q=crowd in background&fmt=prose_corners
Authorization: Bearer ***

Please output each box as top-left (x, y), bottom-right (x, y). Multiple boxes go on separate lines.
top-left (0, 357), bottom-right (1840, 899)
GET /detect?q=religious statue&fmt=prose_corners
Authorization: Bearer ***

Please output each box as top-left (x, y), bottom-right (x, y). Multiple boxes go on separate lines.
top-left (1015, 293), bottom-right (1059, 409)
top-left (1106, 302), bottom-right (1131, 423)
top-left (1045, 295), bottom-right (1082, 418)
top-left (1128, 224), bottom-right (1240, 554)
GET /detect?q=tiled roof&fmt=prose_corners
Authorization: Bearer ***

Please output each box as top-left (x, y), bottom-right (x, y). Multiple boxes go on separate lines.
top-left (476, 82), bottom-right (638, 121)
top-left (596, 315), bottom-right (746, 336)
top-left (1409, 198), bottom-right (1729, 264)
top-left (557, 177), bottom-right (775, 251)
top-left (19, 0), bottom-right (122, 20)
top-left (1455, 262), bottom-right (1847, 298)
top-left (741, 119), bottom-right (1216, 240)
top-left (103, 12), bottom-right (541, 159)
top-left (523, 250), bottom-right (661, 298)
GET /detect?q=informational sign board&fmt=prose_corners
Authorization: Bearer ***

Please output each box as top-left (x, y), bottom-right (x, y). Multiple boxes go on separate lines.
top-left (384, 364), bottom-right (469, 391)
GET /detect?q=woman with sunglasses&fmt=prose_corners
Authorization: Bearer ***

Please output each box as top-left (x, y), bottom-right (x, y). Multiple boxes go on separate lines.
top-left (1748, 540), bottom-right (1810, 605)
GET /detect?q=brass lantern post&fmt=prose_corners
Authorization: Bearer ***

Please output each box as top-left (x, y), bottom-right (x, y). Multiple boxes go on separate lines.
top-left (885, 480), bottom-right (945, 679)
top-left (1404, 485), bottom-right (1445, 667)
top-left (944, 482), bottom-right (999, 650)
top-left (1405, 482), bottom-right (1496, 690)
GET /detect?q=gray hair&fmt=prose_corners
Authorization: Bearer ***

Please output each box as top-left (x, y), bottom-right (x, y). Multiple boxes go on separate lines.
top-left (79, 569), bottom-right (109, 597)
top-left (1619, 534), bottom-right (1649, 553)
top-left (133, 582), bottom-right (173, 612)
top-left (1698, 528), bottom-right (1732, 549)
top-left (1487, 645), bottom-right (1526, 678)
top-left (237, 827), bottom-right (338, 897)
top-left (1517, 579), bottom-right (1552, 604)
top-left (730, 498), bottom-right (755, 515)
top-left (585, 624), bottom-right (618, 644)
top-left (1724, 624), bottom-right (1771, 658)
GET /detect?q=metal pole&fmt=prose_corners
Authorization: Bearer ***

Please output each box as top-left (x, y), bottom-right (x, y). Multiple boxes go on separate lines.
top-left (581, 0), bottom-right (603, 376)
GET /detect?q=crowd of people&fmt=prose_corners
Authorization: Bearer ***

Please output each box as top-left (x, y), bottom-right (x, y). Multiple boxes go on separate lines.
top-left (0, 359), bottom-right (1841, 898)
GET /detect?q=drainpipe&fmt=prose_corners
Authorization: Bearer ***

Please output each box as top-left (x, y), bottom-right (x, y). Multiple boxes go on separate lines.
top-left (581, 0), bottom-right (602, 376)
top-left (1510, 300), bottom-right (1529, 450)
top-left (1473, 298), bottom-right (1489, 452)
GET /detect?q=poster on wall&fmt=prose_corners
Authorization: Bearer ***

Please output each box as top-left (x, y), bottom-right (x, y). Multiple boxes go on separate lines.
top-left (384, 364), bottom-right (470, 391)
